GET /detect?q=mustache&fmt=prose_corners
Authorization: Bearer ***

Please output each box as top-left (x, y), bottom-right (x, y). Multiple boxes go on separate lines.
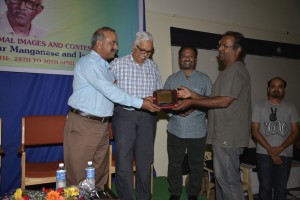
top-left (15, 10), bottom-right (27, 16)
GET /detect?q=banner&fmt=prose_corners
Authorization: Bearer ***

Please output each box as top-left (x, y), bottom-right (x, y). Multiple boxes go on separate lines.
top-left (0, 0), bottom-right (140, 74)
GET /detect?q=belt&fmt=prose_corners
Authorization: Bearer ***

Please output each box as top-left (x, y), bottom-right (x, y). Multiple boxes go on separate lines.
top-left (69, 107), bottom-right (109, 122)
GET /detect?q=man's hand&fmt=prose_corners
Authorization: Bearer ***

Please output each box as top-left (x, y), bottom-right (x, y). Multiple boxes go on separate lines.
top-left (144, 96), bottom-right (155, 103)
top-left (177, 86), bottom-right (192, 99)
top-left (141, 98), bottom-right (160, 112)
top-left (267, 146), bottom-right (284, 165)
top-left (271, 155), bottom-right (283, 165)
top-left (267, 146), bottom-right (284, 156)
top-left (172, 99), bottom-right (193, 111)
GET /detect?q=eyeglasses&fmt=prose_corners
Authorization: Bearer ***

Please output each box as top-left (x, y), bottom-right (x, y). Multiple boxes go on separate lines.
top-left (217, 43), bottom-right (234, 49)
top-left (136, 45), bottom-right (153, 55)
top-left (9, 0), bottom-right (44, 10)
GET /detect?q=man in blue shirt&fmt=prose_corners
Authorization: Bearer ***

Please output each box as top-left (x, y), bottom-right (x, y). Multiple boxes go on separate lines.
top-left (64, 27), bottom-right (160, 190)
top-left (110, 31), bottom-right (162, 200)
top-left (164, 46), bottom-right (212, 200)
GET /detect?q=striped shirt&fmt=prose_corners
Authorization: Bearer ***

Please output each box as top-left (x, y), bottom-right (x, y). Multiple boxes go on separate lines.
top-left (110, 54), bottom-right (163, 106)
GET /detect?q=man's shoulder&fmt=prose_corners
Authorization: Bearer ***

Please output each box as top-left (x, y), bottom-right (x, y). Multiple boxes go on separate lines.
top-left (232, 61), bottom-right (245, 67)
top-left (233, 61), bottom-right (249, 74)
top-left (254, 99), bottom-right (268, 106)
top-left (166, 70), bottom-right (183, 79)
top-left (281, 100), bottom-right (299, 112)
top-left (118, 54), bottom-right (132, 60)
top-left (193, 70), bottom-right (211, 79)
top-left (110, 54), bottom-right (131, 65)
top-left (77, 51), bottom-right (101, 65)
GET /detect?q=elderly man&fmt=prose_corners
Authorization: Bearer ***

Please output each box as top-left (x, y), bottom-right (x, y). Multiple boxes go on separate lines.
top-left (110, 31), bottom-right (162, 200)
top-left (64, 27), bottom-right (160, 190)
top-left (0, 0), bottom-right (46, 37)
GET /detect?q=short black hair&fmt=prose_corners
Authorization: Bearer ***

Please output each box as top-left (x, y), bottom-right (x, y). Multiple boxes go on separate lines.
top-left (178, 46), bottom-right (198, 58)
top-left (91, 27), bottom-right (116, 47)
top-left (223, 31), bottom-right (247, 62)
top-left (267, 77), bottom-right (287, 88)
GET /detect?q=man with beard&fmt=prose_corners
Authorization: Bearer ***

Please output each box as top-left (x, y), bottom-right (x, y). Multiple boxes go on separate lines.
top-left (0, 0), bottom-right (46, 38)
top-left (164, 46), bottom-right (212, 200)
top-left (110, 31), bottom-right (162, 200)
top-left (173, 31), bottom-right (251, 200)
top-left (64, 27), bottom-right (160, 190)
top-left (252, 77), bottom-right (299, 200)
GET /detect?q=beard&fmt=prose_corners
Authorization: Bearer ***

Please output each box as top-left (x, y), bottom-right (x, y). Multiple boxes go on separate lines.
top-left (270, 90), bottom-right (284, 99)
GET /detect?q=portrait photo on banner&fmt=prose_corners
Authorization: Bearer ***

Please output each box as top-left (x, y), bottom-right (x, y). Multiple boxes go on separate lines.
top-left (0, 0), bottom-right (140, 74)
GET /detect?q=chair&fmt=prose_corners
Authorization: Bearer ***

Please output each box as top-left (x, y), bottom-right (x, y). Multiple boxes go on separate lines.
top-left (107, 122), bottom-right (153, 193)
top-left (201, 150), bottom-right (253, 200)
top-left (201, 150), bottom-right (215, 199)
top-left (240, 164), bottom-right (253, 200)
top-left (18, 115), bottom-right (66, 189)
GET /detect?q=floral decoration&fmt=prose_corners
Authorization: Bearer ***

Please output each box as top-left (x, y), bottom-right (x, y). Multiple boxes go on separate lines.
top-left (1, 186), bottom-right (87, 200)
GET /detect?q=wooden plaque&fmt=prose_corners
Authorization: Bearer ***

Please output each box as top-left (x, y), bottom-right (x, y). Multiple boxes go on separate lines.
top-left (153, 89), bottom-right (178, 109)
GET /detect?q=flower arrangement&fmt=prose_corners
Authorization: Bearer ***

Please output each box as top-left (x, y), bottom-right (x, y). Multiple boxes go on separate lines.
top-left (2, 186), bottom-right (88, 200)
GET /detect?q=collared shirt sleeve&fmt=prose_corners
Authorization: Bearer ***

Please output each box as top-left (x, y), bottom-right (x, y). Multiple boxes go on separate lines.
top-left (68, 51), bottom-right (142, 117)
top-left (110, 54), bottom-right (162, 98)
top-left (78, 56), bottom-right (142, 109)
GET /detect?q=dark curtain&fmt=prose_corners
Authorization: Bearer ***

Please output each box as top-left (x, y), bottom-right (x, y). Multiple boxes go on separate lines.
top-left (0, 71), bottom-right (73, 194)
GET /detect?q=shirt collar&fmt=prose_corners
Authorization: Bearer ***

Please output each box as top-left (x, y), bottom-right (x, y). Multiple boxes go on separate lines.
top-left (130, 53), bottom-right (149, 66)
top-left (90, 50), bottom-right (110, 69)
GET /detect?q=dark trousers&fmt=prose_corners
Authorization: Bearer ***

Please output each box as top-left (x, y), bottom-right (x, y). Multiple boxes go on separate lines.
top-left (167, 132), bottom-right (206, 196)
top-left (64, 112), bottom-right (109, 189)
top-left (256, 153), bottom-right (292, 200)
top-left (112, 107), bottom-right (157, 200)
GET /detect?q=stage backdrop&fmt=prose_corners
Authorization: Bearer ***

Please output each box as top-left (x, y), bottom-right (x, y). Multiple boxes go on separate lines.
top-left (0, 0), bottom-right (144, 194)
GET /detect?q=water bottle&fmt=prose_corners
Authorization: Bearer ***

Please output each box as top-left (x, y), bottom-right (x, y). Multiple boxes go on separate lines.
top-left (85, 161), bottom-right (95, 189)
top-left (56, 163), bottom-right (66, 189)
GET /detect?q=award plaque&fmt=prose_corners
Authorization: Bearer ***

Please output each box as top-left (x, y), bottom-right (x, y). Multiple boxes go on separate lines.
top-left (153, 89), bottom-right (178, 109)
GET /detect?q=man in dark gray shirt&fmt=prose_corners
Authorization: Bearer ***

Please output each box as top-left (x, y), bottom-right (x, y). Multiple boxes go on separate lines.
top-left (174, 31), bottom-right (251, 200)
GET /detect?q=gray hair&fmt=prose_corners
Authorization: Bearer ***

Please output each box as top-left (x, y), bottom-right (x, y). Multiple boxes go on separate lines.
top-left (91, 27), bottom-right (116, 47)
top-left (133, 31), bottom-right (153, 46)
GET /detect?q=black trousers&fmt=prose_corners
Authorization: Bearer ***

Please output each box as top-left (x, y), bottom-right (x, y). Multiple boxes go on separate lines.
top-left (112, 107), bottom-right (157, 200)
top-left (167, 132), bottom-right (206, 196)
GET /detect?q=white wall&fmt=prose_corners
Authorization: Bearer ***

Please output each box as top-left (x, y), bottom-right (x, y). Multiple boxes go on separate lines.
top-left (145, 0), bottom-right (300, 176)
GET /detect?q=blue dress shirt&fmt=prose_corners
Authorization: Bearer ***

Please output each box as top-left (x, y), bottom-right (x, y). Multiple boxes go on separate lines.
top-left (68, 51), bottom-right (143, 117)
top-left (164, 70), bottom-right (212, 138)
